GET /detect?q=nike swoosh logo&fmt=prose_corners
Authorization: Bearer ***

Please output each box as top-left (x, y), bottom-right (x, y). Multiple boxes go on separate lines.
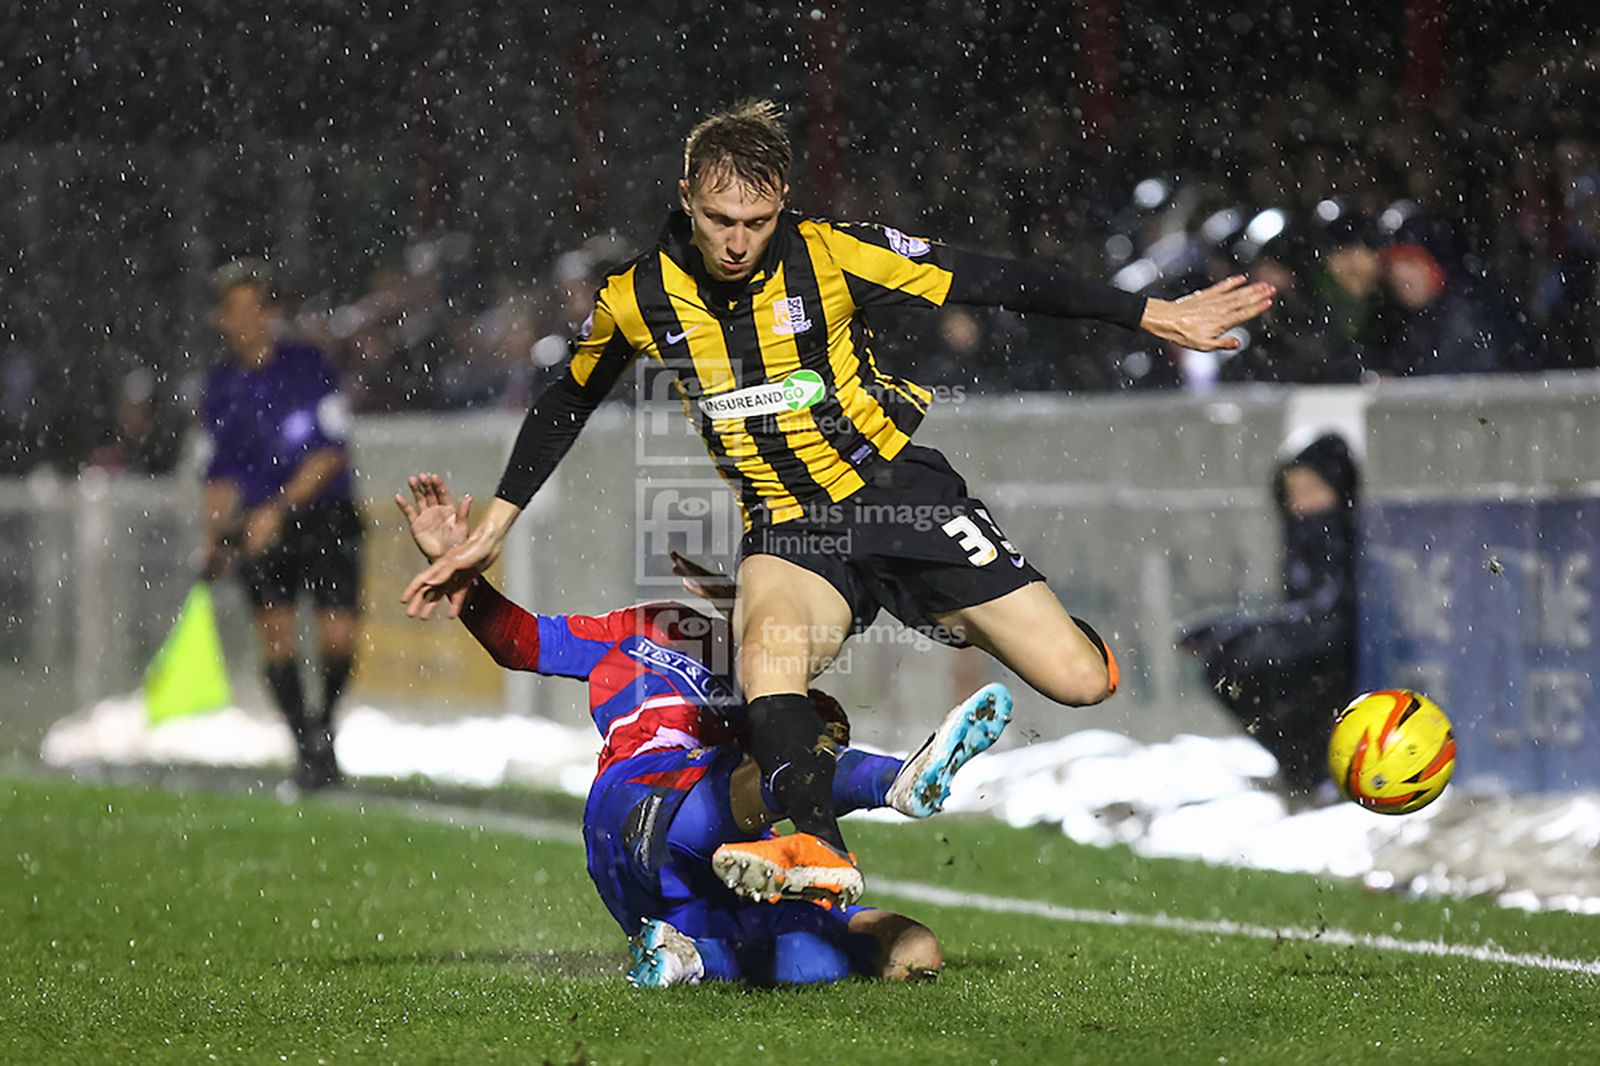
top-left (665, 326), bottom-right (700, 345)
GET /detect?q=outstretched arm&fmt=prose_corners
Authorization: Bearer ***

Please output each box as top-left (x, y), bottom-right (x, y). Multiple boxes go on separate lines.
top-left (819, 221), bottom-right (1274, 353)
top-left (947, 251), bottom-right (1274, 353)
top-left (395, 472), bottom-right (543, 670)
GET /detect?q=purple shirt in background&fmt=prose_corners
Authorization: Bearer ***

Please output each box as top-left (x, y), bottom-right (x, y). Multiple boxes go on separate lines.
top-left (203, 340), bottom-right (354, 508)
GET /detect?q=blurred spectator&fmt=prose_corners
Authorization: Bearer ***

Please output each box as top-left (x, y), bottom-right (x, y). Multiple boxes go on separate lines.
top-left (9, 13), bottom-right (1600, 469)
top-left (462, 285), bottom-right (543, 410)
top-left (336, 260), bottom-right (443, 413)
top-left (1177, 432), bottom-right (1360, 804)
top-left (1221, 241), bottom-right (1345, 384)
top-left (0, 351), bottom-right (43, 474)
top-left (1542, 169), bottom-right (1600, 370)
top-left (87, 368), bottom-right (183, 475)
top-left (1312, 210), bottom-right (1398, 358)
top-left (1378, 224), bottom-right (1503, 376)
top-left (1221, 209), bottom-right (1392, 384)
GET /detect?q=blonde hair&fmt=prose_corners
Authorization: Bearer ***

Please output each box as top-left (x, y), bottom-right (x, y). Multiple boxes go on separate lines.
top-left (683, 99), bottom-right (791, 195)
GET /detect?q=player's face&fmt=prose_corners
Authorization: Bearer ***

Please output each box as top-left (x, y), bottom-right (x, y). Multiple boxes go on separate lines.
top-left (216, 283), bottom-right (278, 365)
top-left (679, 175), bottom-right (787, 283)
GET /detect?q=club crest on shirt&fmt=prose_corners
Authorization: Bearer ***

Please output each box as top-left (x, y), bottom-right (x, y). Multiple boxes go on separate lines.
top-left (771, 295), bottom-right (812, 336)
top-left (884, 227), bottom-right (931, 258)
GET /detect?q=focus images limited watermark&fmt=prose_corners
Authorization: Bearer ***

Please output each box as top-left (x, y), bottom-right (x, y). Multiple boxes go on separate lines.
top-left (634, 361), bottom-right (706, 467)
top-left (634, 476), bottom-right (738, 588)
top-left (742, 618), bottom-right (968, 677)
top-left (747, 500), bottom-right (997, 563)
top-left (622, 600), bottom-right (742, 694)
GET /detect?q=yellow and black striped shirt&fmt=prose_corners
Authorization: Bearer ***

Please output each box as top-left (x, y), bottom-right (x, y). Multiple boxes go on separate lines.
top-left (496, 210), bottom-right (1146, 527)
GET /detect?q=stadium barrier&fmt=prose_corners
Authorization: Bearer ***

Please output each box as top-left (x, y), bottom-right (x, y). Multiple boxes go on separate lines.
top-left (8, 372), bottom-right (1599, 788)
top-left (1358, 374), bottom-right (1600, 791)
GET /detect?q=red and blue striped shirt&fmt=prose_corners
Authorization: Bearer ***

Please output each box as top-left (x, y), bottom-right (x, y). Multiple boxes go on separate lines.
top-left (460, 583), bottom-right (740, 773)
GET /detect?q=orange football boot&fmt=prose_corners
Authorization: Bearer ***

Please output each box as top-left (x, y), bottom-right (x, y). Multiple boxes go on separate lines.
top-left (711, 832), bottom-right (863, 908)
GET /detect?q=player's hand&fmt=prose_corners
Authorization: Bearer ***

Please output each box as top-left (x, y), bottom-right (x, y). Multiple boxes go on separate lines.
top-left (197, 536), bottom-right (237, 582)
top-left (242, 502), bottom-right (285, 558)
top-left (1140, 275), bottom-right (1275, 352)
top-left (401, 523), bottom-right (504, 619)
top-left (395, 472), bottom-right (472, 563)
top-left (670, 550), bottom-right (737, 616)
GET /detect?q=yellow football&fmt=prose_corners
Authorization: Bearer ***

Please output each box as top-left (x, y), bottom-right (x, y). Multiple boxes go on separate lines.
top-left (1327, 689), bottom-right (1455, 815)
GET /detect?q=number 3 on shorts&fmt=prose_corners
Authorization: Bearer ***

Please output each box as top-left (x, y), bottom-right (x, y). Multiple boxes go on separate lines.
top-left (941, 509), bottom-right (1023, 568)
top-left (941, 514), bottom-right (998, 566)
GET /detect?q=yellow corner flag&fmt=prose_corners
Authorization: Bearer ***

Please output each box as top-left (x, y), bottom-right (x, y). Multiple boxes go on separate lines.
top-left (144, 582), bottom-right (233, 725)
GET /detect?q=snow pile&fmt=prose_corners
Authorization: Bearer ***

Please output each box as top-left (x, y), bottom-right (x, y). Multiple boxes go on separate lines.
top-left (942, 730), bottom-right (1600, 914)
top-left (39, 697), bottom-right (1600, 913)
top-left (941, 729), bottom-right (1412, 878)
top-left (41, 695), bottom-right (598, 795)
top-left (42, 694), bottom-right (297, 768)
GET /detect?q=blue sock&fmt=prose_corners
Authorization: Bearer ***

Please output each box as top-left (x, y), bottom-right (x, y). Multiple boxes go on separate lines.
top-left (758, 747), bottom-right (901, 818)
top-left (838, 745), bottom-right (902, 813)
top-left (833, 748), bottom-right (901, 815)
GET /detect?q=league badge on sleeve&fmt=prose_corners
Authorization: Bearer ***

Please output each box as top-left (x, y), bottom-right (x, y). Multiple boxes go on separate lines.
top-left (884, 227), bottom-right (932, 258)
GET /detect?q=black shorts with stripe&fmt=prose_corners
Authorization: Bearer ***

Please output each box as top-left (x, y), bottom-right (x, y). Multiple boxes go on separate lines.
top-left (737, 445), bottom-right (1046, 648)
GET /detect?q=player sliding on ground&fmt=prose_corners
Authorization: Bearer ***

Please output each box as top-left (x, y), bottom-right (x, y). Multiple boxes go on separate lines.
top-left (403, 100), bottom-right (1274, 908)
top-left (398, 473), bottom-right (1012, 986)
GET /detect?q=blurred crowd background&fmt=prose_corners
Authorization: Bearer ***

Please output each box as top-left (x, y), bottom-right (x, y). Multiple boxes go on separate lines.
top-left (2, 0), bottom-right (1597, 476)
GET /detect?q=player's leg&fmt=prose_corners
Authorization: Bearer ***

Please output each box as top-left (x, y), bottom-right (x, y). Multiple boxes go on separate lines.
top-left (315, 607), bottom-right (357, 718)
top-left (717, 553), bottom-right (863, 902)
top-left (885, 682), bottom-right (1013, 817)
top-left (239, 541), bottom-right (323, 786)
top-left (732, 903), bottom-right (939, 985)
top-left (304, 498), bottom-right (364, 787)
top-left (254, 604), bottom-right (301, 710)
top-left (724, 682), bottom-right (1015, 826)
top-left (724, 747), bottom-right (899, 830)
top-left (933, 582), bottom-right (1117, 707)
top-left (846, 909), bottom-right (943, 982)
top-left (843, 445), bottom-right (1116, 708)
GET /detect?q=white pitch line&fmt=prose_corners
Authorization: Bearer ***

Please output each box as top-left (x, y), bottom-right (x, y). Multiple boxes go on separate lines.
top-left (337, 796), bottom-right (585, 846)
top-left (871, 877), bottom-right (1600, 978)
top-left (358, 796), bottom-right (1600, 979)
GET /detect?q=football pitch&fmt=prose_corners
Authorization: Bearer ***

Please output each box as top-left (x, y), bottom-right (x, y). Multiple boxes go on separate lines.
top-left (3, 774), bottom-right (1597, 1064)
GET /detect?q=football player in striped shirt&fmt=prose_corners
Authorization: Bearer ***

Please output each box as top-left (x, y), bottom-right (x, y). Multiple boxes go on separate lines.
top-left (404, 100), bottom-right (1273, 905)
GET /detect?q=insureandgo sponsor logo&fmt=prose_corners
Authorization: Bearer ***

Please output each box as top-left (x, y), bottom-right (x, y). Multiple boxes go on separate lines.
top-left (700, 370), bottom-right (826, 419)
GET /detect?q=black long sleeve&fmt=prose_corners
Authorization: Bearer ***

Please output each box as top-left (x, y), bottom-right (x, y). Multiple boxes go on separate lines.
top-left (493, 374), bottom-right (604, 507)
top-left (944, 248), bottom-right (1148, 331)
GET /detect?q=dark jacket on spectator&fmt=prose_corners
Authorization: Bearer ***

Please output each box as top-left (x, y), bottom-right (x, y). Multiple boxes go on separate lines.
top-left (1383, 284), bottom-right (1505, 377)
top-left (1177, 433), bottom-right (1359, 795)
top-left (1219, 285), bottom-right (1368, 385)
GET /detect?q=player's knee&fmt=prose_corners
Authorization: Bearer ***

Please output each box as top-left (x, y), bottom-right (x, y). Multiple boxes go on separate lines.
top-left (1029, 653), bottom-right (1113, 707)
top-left (880, 923), bottom-right (943, 982)
top-left (1038, 617), bottom-right (1118, 707)
top-left (850, 910), bottom-right (943, 982)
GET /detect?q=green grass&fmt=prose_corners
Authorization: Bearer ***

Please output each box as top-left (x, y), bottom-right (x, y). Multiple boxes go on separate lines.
top-left (2, 775), bottom-right (1597, 1064)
